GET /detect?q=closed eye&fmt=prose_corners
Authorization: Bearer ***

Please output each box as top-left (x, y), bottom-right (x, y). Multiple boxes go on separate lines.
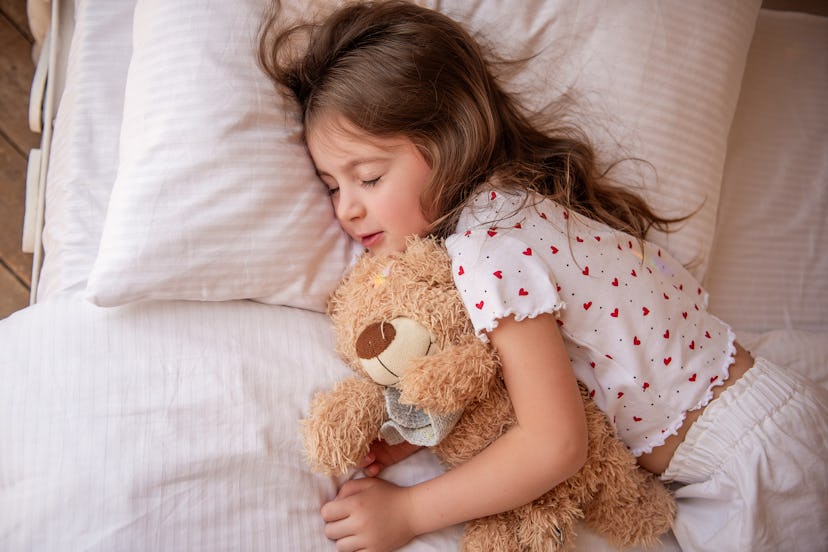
top-left (361, 177), bottom-right (381, 187)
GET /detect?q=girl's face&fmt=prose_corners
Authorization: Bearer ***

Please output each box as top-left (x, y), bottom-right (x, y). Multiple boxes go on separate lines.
top-left (306, 114), bottom-right (433, 257)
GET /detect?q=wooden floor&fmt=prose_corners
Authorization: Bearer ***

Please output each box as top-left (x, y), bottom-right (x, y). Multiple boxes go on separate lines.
top-left (0, 0), bottom-right (38, 320)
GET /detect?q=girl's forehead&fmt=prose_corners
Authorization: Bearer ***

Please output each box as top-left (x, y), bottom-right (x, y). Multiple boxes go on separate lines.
top-left (307, 112), bottom-right (411, 156)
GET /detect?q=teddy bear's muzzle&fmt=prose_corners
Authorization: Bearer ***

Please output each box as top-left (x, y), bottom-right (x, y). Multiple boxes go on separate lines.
top-left (355, 317), bottom-right (435, 386)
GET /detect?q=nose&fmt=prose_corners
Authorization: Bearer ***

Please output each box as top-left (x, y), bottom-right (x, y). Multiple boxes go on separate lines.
top-left (335, 187), bottom-right (365, 223)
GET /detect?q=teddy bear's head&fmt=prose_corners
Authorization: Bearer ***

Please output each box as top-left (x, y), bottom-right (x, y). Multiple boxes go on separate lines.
top-left (328, 237), bottom-right (475, 387)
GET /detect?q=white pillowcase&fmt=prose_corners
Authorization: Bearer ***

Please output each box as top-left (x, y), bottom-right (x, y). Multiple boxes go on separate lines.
top-left (86, 0), bottom-right (761, 309)
top-left (433, 0), bottom-right (761, 277)
top-left (85, 0), bottom-right (354, 310)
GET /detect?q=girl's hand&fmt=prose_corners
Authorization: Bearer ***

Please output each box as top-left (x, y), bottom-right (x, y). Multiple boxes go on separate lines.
top-left (357, 440), bottom-right (423, 477)
top-left (321, 478), bottom-right (417, 552)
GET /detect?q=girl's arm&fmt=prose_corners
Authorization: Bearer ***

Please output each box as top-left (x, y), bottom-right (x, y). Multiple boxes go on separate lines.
top-left (322, 313), bottom-right (588, 551)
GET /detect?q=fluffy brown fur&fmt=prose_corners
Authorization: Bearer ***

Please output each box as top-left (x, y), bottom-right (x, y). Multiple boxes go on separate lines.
top-left (303, 236), bottom-right (675, 550)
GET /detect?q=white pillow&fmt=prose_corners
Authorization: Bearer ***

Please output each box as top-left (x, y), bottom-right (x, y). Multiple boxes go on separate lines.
top-left (86, 0), bottom-right (761, 309)
top-left (85, 0), bottom-right (354, 310)
top-left (432, 0), bottom-right (761, 277)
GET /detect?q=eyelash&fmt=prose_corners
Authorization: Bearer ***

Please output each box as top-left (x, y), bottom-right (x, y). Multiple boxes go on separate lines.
top-left (326, 177), bottom-right (381, 197)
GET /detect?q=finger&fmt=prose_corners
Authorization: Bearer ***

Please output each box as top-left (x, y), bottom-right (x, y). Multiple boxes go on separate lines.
top-left (333, 534), bottom-right (364, 552)
top-left (321, 497), bottom-right (350, 522)
top-left (335, 477), bottom-right (374, 500)
top-left (356, 451), bottom-right (375, 469)
top-left (324, 516), bottom-right (353, 541)
top-left (362, 462), bottom-right (381, 477)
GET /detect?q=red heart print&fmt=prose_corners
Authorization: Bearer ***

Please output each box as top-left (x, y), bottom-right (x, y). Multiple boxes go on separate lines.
top-left (710, 375), bottom-right (719, 384)
top-left (705, 331), bottom-right (712, 339)
top-left (475, 301), bottom-right (484, 310)
top-left (633, 336), bottom-right (641, 346)
top-left (563, 211), bottom-right (569, 220)
top-left (518, 288), bottom-right (529, 296)
top-left (487, 228), bottom-right (497, 237)
top-left (682, 311), bottom-right (688, 319)
top-left (642, 382), bottom-right (650, 390)
top-left (493, 270), bottom-right (503, 279)
top-left (697, 287), bottom-right (703, 295)
top-left (514, 223), bottom-right (522, 229)
top-left (610, 308), bottom-right (619, 317)
top-left (633, 416), bottom-right (642, 422)
top-left (590, 362), bottom-right (596, 368)
top-left (464, 230), bottom-right (471, 237)
top-left (576, 236), bottom-right (584, 243)
top-left (642, 307), bottom-right (650, 316)
top-left (583, 301), bottom-right (593, 310)
top-left (540, 212), bottom-right (547, 219)
top-left (490, 191), bottom-right (497, 200)
top-left (689, 340), bottom-right (695, 350)
top-left (689, 373), bottom-right (697, 382)
top-left (663, 357), bottom-right (672, 366)
top-left (550, 245), bottom-right (559, 254)
top-left (628, 240), bottom-right (634, 249)
top-left (589, 389), bottom-right (596, 398)
top-left (582, 266), bottom-right (590, 276)
top-left (631, 269), bottom-right (637, 277)
top-left (457, 266), bottom-right (464, 276)
top-left (595, 236), bottom-right (601, 241)
top-left (605, 354), bottom-right (614, 360)
top-left (663, 293), bottom-right (670, 300)
top-left (523, 247), bottom-right (532, 256)
top-left (663, 329), bottom-right (670, 339)
top-left (612, 277), bottom-right (619, 286)
top-left (617, 392), bottom-right (624, 399)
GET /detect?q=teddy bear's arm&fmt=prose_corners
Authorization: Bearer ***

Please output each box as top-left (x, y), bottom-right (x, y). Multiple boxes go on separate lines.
top-left (399, 334), bottom-right (499, 414)
top-left (301, 376), bottom-right (387, 476)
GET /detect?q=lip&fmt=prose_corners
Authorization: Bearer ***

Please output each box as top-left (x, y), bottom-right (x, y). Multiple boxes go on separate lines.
top-left (360, 232), bottom-right (384, 249)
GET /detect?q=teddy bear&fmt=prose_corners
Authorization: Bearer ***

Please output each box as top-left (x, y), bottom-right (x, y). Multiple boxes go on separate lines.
top-left (303, 236), bottom-right (676, 551)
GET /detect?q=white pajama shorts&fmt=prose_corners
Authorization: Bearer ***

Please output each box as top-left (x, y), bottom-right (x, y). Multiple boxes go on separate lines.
top-left (661, 357), bottom-right (828, 552)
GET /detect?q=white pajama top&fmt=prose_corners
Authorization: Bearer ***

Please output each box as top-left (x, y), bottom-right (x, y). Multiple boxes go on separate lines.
top-left (445, 188), bottom-right (736, 456)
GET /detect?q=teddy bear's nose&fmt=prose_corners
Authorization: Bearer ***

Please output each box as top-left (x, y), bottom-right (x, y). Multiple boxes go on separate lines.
top-left (356, 322), bottom-right (396, 359)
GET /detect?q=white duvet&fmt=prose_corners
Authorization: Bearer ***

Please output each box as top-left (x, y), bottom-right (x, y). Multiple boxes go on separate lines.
top-left (4, 293), bottom-right (826, 550)
top-left (0, 294), bottom-right (465, 550)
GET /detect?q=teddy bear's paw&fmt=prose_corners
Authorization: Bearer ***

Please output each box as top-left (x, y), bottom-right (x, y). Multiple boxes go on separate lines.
top-left (300, 377), bottom-right (387, 475)
top-left (399, 337), bottom-right (499, 413)
top-left (461, 514), bottom-right (522, 551)
top-left (461, 509), bottom-right (569, 552)
top-left (583, 475), bottom-right (675, 548)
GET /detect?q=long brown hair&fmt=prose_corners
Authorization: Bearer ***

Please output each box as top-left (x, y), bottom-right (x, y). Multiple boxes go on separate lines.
top-left (258, 0), bottom-right (682, 240)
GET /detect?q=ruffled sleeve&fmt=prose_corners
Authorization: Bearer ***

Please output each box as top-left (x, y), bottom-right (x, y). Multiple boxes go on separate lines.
top-left (446, 228), bottom-right (566, 343)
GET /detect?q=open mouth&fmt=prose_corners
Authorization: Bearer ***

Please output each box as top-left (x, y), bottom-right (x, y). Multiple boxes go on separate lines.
top-left (361, 232), bottom-right (383, 248)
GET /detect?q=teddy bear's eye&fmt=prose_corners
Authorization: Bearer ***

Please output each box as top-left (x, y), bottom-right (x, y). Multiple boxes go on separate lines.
top-left (355, 317), bottom-right (435, 386)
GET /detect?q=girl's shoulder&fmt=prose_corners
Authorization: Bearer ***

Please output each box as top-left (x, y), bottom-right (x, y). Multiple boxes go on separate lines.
top-left (451, 185), bottom-right (608, 247)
